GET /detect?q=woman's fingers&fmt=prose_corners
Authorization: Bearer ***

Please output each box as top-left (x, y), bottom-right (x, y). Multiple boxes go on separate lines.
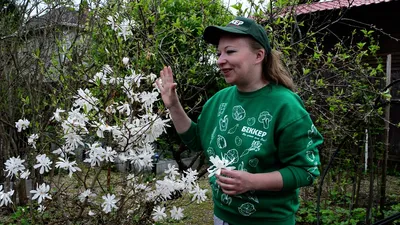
top-left (218, 180), bottom-right (235, 190)
top-left (167, 66), bottom-right (173, 80)
top-left (159, 66), bottom-right (174, 86)
top-left (162, 66), bottom-right (173, 83)
top-left (217, 180), bottom-right (238, 195)
top-left (217, 174), bottom-right (234, 184)
top-left (155, 78), bottom-right (163, 91)
top-left (157, 65), bottom-right (181, 108)
top-left (216, 175), bottom-right (236, 191)
top-left (216, 170), bottom-right (252, 195)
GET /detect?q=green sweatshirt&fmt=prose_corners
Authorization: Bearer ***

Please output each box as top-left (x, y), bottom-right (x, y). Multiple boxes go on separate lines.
top-left (179, 83), bottom-right (323, 225)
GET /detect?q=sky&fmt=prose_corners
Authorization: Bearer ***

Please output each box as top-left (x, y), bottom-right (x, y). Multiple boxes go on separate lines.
top-left (224, 0), bottom-right (251, 15)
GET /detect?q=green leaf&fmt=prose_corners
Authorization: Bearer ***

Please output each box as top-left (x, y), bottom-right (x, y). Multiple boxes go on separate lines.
top-left (231, 3), bottom-right (243, 11)
top-left (302, 68), bottom-right (310, 75)
top-left (357, 42), bottom-right (366, 49)
top-left (381, 89), bottom-right (392, 101)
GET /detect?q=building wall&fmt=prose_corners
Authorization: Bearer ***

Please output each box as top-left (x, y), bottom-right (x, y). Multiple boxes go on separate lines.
top-left (296, 1), bottom-right (400, 162)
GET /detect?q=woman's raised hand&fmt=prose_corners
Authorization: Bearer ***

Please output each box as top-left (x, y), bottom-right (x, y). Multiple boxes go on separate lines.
top-left (155, 66), bottom-right (180, 109)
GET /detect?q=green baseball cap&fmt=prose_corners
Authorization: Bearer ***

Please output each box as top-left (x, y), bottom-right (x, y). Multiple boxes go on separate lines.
top-left (203, 16), bottom-right (271, 53)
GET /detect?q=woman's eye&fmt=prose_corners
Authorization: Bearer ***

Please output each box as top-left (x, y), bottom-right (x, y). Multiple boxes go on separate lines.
top-left (227, 50), bottom-right (236, 54)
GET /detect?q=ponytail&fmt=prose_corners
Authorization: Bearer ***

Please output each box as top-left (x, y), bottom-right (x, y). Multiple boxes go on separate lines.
top-left (248, 39), bottom-right (295, 91)
top-left (264, 50), bottom-right (295, 91)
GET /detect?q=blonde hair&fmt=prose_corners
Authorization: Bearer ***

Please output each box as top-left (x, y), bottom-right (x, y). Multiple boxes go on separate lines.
top-left (248, 39), bottom-right (295, 91)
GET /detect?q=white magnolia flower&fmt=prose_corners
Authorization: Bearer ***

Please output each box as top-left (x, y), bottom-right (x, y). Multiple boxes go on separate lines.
top-left (170, 206), bottom-right (184, 220)
top-left (84, 142), bottom-right (106, 167)
top-left (164, 164), bottom-right (179, 180)
top-left (0, 185), bottom-right (14, 206)
top-left (207, 155), bottom-right (236, 178)
top-left (105, 104), bottom-right (116, 114)
top-left (118, 19), bottom-right (134, 40)
top-left (106, 15), bottom-right (118, 31)
top-left (128, 147), bottom-right (154, 170)
top-left (50, 108), bottom-right (65, 122)
top-left (152, 206), bottom-right (167, 222)
top-left (55, 157), bottom-right (82, 177)
top-left (117, 103), bottom-right (131, 116)
top-left (4, 156), bottom-right (25, 178)
top-left (15, 118), bottom-right (30, 132)
top-left (148, 73), bottom-right (157, 82)
top-left (154, 177), bottom-right (178, 201)
top-left (30, 183), bottom-right (52, 204)
top-left (134, 183), bottom-right (149, 192)
top-left (181, 168), bottom-right (198, 190)
top-left (108, 76), bottom-right (118, 85)
top-left (122, 57), bottom-right (129, 65)
top-left (127, 69), bottom-right (143, 88)
top-left (139, 91), bottom-right (159, 109)
top-left (102, 64), bottom-right (113, 75)
top-left (33, 154), bottom-right (52, 174)
top-left (63, 132), bottom-right (84, 149)
top-left (52, 145), bottom-right (75, 158)
top-left (104, 147), bottom-right (117, 162)
top-left (38, 205), bottom-right (46, 212)
top-left (73, 88), bottom-right (99, 112)
top-left (63, 109), bottom-right (89, 132)
top-left (90, 72), bottom-right (108, 85)
top-left (140, 114), bottom-right (170, 143)
top-left (118, 153), bottom-right (128, 162)
top-left (20, 170), bottom-right (30, 179)
top-left (126, 173), bottom-right (137, 185)
top-left (101, 193), bottom-right (118, 213)
top-left (27, 133), bottom-right (39, 149)
top-left (96, 122), bottom-right (113, 138)
top-left (78, 189), bottom-right (96, 203)
top-left (189, 184), bottom-right (208, 203)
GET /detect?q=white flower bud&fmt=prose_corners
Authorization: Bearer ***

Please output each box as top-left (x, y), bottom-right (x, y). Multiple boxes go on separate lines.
top-left (122, 57), bottom-right (129, 65)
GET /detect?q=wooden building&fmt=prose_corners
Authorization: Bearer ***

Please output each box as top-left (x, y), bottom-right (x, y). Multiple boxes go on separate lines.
top-left (290, 0), bottom-right (400, 164)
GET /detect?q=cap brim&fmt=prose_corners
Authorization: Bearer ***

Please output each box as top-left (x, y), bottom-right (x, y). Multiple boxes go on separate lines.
top-left (203, 25), bottom-right (247, 46)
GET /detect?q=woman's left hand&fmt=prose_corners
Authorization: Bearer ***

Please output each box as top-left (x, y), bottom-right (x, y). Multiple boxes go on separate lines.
top-left (216, 169), bottom-right (253, 195)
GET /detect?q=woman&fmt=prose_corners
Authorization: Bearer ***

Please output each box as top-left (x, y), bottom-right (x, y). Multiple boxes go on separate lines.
top-left (156, 16), bottom-right (323, 225)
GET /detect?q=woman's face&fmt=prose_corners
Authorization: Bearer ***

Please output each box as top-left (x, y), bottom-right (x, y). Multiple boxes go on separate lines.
top-left (217, 35), bottom-right (264, 90)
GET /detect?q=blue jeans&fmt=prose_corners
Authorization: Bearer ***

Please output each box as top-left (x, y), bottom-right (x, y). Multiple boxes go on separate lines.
top-left (214, 215), bottom-right (229, 225)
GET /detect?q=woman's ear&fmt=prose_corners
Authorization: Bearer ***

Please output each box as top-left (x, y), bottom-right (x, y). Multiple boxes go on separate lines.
top-left (255, 49), bottom-right (266, 64)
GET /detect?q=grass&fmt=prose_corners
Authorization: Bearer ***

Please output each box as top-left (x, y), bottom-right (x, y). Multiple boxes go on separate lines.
top-left (161, 174), bottom-right (400, 225)
top-left (1, 167), bottom-right (399, 225)
top-left (162, 177), bottom-right (214, 225)
top-left (0, 168), bottom-right (215, 225)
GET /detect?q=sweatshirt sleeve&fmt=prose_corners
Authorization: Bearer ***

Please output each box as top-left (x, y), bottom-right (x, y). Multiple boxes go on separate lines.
top-left (178, 93), bottom-right (216, 152)
top-left (178, 121), bottom-right (203, 152)
top-left (277, 114), bottom-right (323, 191)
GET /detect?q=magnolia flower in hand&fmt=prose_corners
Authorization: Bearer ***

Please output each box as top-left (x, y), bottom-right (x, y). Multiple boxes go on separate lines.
top-left (207, 155), bottom-right (236, 178)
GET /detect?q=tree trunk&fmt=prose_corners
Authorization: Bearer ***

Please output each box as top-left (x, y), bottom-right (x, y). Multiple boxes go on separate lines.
top-left (366, 134), bottom-right (374, 225)
top-left (380, 54), bottom-right (392, 216)
top-left (17, 179), bottom-right (28, 205)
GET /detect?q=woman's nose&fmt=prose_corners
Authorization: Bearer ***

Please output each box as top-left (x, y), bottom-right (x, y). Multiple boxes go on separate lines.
top-left (217, 55), bottom-right (226, 66)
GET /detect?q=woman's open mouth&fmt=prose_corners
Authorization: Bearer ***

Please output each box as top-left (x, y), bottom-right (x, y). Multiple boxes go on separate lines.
top-left (221, 68), bottom-right (232, 76)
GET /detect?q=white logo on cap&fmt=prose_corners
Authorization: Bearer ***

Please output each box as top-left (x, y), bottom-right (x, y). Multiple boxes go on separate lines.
top-left (229, 20), bottom-right (244, 26)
